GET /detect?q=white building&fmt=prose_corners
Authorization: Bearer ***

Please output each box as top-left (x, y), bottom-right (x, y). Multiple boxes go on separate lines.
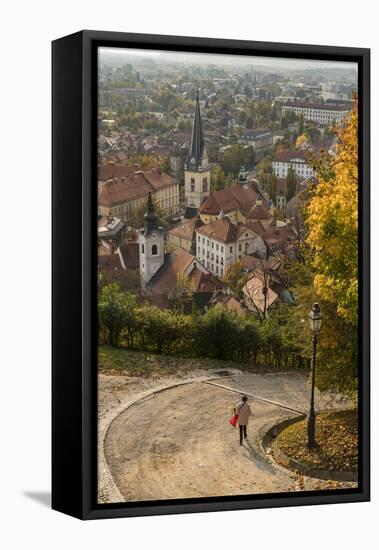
top-left (195, 217), bottom-right (266, 278)
top-left (139, 193), bottom-right (165, 286)
top-left (272, 150), bottom-right (316, 179)
top-left (281, 102), bottom-right (350, 126)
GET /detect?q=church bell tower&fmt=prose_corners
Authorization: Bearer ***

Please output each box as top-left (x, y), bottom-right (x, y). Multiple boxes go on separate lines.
top-left (184, 91), bottom-right (211, 209)
top-left (139, 192), bottom-right (165, 286)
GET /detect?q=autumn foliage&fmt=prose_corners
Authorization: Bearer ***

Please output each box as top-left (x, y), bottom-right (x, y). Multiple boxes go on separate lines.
top-left (305, 99), bottom-right (358, 326)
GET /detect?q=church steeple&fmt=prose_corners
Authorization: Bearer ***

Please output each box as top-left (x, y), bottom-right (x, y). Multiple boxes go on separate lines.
top-left (144, 191), bottom-right (158, 232)
top-left (187, 90), bottom-right (206, 171)
top-left (184, 89), bottom-right (211, 209)
top-left (139, 191), bottom-right (164, 286)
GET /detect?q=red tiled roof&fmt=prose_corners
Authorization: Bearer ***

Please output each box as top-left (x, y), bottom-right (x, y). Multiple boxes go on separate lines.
top-left (196, 218), bottom-right (237, 243)
top-left (199, 183), bottom-right (263, 216)
top-left (188, 269), bottom-right (222, 293)
top-left (168, 216), bottom-right (203, 242)
top-left (147, 248), bottom-right (195, 293)
top-left (273, 150), bottom-right (313, 163)
top-left (243, 271), bottom-right (279, 313)
top-left (244, 221), bottom-right (267, 235)
top-left (247, 203), bottom-right (272, 221)
top-left (119, 242), bottom-right (140, 270)
top-left (98, 164), bottom-right (137, 181)
top-left (99, 167), bottom-right (178, 207)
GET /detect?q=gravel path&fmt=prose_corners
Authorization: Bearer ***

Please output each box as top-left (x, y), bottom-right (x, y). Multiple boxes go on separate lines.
top-left (101, 372), bottom-right (354, 502)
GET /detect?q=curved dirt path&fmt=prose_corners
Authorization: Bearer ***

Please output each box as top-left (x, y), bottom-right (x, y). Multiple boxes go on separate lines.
top-left (103, 373), bottom-right (354, 502)
top-left (104, 379), bottom-right (301, 501)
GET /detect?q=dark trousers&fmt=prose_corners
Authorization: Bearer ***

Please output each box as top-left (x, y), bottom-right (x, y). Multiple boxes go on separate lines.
top-left (239, 424), bottom-right (247, 444)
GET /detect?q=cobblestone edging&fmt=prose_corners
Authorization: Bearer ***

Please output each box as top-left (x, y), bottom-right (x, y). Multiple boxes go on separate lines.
top-left (262, 415), bottom-right (358, 483)
top-left (98, 373), bottom-right (237, 504)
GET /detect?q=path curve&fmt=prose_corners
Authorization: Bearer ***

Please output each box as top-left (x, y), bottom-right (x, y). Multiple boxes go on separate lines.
top-left (102, 372), bottom-right (354, 502)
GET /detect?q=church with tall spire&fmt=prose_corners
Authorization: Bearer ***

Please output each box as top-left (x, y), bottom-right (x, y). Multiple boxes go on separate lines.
top-left (184, 91), bottom-right (211, 209)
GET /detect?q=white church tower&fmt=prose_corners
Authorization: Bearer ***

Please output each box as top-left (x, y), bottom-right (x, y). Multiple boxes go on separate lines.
top-left (184, 91), bottom-right (211, 209)
top-left (139, 192), bottom-right (165, 286)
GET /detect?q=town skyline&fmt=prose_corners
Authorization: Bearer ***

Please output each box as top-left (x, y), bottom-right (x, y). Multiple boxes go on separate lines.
top-left (100, 46), bottom-right (358, 75)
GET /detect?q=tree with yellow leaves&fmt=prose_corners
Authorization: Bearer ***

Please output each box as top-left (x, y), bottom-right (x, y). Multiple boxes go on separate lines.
top-left (305, 100), bottom-right (358, 326)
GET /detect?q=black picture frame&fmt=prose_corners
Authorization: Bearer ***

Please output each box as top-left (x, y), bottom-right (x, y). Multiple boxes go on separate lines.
top-left (52, 30), bottom-right (370, 520)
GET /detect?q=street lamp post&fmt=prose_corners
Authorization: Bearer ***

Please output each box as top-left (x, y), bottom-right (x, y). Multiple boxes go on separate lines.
top-left (307, 302), bottom-right (323, 450)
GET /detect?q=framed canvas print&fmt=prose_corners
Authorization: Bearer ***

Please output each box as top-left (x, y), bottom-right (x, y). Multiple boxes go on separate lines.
top-left (52, 30), bottom-right (370, 519)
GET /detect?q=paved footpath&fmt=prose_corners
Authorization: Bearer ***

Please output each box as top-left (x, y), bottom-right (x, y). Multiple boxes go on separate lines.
top-left (102, 372), bottom-right (355, 502)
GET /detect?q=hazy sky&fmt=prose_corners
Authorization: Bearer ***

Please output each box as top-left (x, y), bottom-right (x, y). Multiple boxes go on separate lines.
top-left (99, 47), bottom-right (358, 73)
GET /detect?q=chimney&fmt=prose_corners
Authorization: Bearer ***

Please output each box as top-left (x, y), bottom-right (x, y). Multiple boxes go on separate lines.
top-left (121, 176), bottom-right (125, 183)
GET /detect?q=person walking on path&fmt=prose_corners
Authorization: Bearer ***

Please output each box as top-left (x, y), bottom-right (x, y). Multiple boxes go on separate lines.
top-left (235, 396), bottom-right (252, 445)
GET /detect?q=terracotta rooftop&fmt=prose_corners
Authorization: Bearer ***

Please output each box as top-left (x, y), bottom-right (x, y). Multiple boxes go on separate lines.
top-left (247, 202), bottom-right (272, 221)
top-left (243, 271), bottom-right (279, 313)
top-left (168, 216), bottom-right (203, 242)
top-left (272, 150), bottom-right (314, 163)
top-left (147, 248), bottom-right (195, 294)
top-left (98, 164), bottom-right (138, 181)
top-left (199, 183), bottom-right (263, 216)
top-left (196, 218), bottom-right (238, 244)
top-left (99, 167), bottom-right (178, 207)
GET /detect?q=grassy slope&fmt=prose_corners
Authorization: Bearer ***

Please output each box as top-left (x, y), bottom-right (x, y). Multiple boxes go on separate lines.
top-left (276, 410), bottom-right (358, 472)
top-left (98, 345), bottom-right (250, 377)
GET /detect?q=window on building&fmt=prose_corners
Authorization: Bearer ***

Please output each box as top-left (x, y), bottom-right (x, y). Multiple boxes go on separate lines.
top-left (151, 244), bottom-right (158, 256)
top-left (216, 243), bottom-right (219, 251)
top-left (141, 244), bottom-right (145, 254)
top-left (238, 244), bottom-right (242, 251)
top-left (221, 246), bottom-right (224, 253)
top-left (229, 246), bottom-right (233, 254)
top-left (211, 241), bottom-right (214, 249)
top-left (191, 182), bottom-right (195, 192)
top-left (202, 177), bottom-right (208, 192)
top-left (221, 257), bottom-right (224, 265)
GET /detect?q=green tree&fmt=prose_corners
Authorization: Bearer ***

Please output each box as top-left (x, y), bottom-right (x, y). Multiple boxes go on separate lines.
top-left (269, 172), bottom-right (278, 204)
top-left (167, 273), bottom-right (194, 314)
top-left (98, 284), bottom-right (138, 347)
top-left (160, 156), bottom-right (173, 176)
top-left (222, 260), bottom-right (249, 297)
top-left (211, 164), bottom-right (226, 191)
top-left (286, 166), bottom-right (297, 202)
top-left (297, 113), bottom-right (304, 136)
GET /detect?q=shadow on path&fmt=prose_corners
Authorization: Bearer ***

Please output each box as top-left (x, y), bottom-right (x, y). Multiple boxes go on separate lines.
top-left (243, 439), bottom-right (278, 475)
